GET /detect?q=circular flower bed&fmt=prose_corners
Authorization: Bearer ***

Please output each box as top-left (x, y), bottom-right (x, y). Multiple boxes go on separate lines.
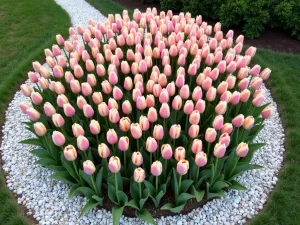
top-left (17, 8), bottom-right (274, 225)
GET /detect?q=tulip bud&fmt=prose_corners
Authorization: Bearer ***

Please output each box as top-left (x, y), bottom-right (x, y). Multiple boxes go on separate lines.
top-left (189, 110), bottom-right (200, 125)
top-left (82, 160), bottom-right (96, 175)
top-left (52, 113), bottom-right (65, 127)
top-left (219, 133), bottom-right (231, 147)
top-left (188, 125), bottom-right (200, 138)
top-left (179, 85), bottom-right (190, 100)
top-left (161, 144), bottom-right (173, 160)
top-left (250, 65), bottom-right (261, 77)
top-left (43, 102), bottom-right (55, 117)
top-left (130, 123), bottom-right (142, 139)
top-left (19, 101), bottom-right (31, 114)
top-left (221, 123), bottom-right (233, 135)
top-left (31, 92), bottom-right (43, 105)
top-left (177, 159), bottom-right (189, 175)
top-left (133, 168), bottom-right (146, 183)
top-left (236, 142), bottom-right (249, 157)
top-left (153, 124), bottom-right (164, 140)
top-left (33, 122), bottom-right (47, 136)
top-left (108, 156), bottom-right (121, 173)
top-left (147, 107), bottom-right (157, 123)
top-left (98, 143), bottom-right (110, 158)
top-left (205, 128), bottom-right (217, 143)
top-left (20, 84), bottom-right (32, 97)
top-left (214, 143), bottom-right (226, 158)
top-left (81, 82), bottom-right (92, 96)
top-left (252, 94), bottom-right (264, 107)
top-left (57, 94), bottom-right (68, 108)
top-left (206, 87), bottom-right (216, 102)
top-left (232, 114), bottom-right (245, 127)
top-left (151, 161), bottom-right (163, 176)
top-left (132, 152), bottom-right (143, 166)
top-left (159, 103), bottom-right (170, 118)
top-left (169, 124), bottom-right (181, 139)
top-left (64, 145), bottom-right (77, 161)
top-left (146, 94), bottom-right (155, 108)
top-left (101, 80), bottom-right (112, 94)
top-left (240, 89), bottom-right (251, 102)
top-left (183, 100), bottom-right (194, 115)
top-left (83, 104), bottom-right (94, 118)
top-left (195, 99), bottom-right (206, 114)
top-left (172, 95), bottom-right (183, 111)
top-left (260, 68), bottom-right (271, 80)
top-left (191, 139), bottom-right (203, 154)
top-left (243, 116), bottom-right (255, 130)
top-left (261, 106), bottom-right (273, 119)
top-left (145, 137), bottom-right (158, 153)
top-left (74, 65), bottom-right (84, 78)
top-left (118, 136), bottom-right (129, 151)
top-left (139, 116), bottom-right (149, 131)
top-left (52, 131), bottom-right (65, 146)
top-left (107, 129), bottom-right (118, 145)
top-left (213, 115), bottom-right (224, 130)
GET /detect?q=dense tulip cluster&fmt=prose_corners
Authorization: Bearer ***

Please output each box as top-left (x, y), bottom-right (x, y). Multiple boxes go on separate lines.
top-left (19, 8), bottom-right (273, 224)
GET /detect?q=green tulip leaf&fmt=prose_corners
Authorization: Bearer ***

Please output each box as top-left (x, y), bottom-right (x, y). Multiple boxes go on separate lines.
top-left (50, 171), bottom-right (76, 184)
top-left (19, 138), bottom-right (43, 147)
top-left (68, 184), bottom-right (81, 197)
top-left (108, 183), bottom-right (118, 204)
top-left (112, 205), bottom-right (125, 225)
top-left (191, 185), bottom-right (205, 202)
top-left (177, 193), bottom-right (194, 205)
top-left (79, 199), bottom-right (100, 217)
top-left (118, 190), bottom-right (128, 206)
top-left (136, 209), bottom-right (156, 225)
top-left (30, 149), bottom-right (51, 158)
top-left (228, 180), bottom-right (248, 190)
top-left (127, 199), bottom-right (139, 210)
top-left (179, 179), bottom-right (194, 193)
top-left (95, 167), bottom-right (103, 195)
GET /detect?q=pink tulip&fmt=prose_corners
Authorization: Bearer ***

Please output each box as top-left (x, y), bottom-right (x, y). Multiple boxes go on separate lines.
top-left (91, 92), bottom-right (103, 105)
top-left (240, 89), bottom-right (251, 102)
top-left (107, 129), bottom-right (118, 145)
top-left (243, 116), bottom-right (255, 130)
top-left (232, 114), bottom-right (245, 127)
top-left (98, 143), bottom-right (110, 158)
top-left (188, 125), bottom-right (200, 138)
top-left (192, 86), bottom-right (203, 101)
top-left (176, 74), bottom-right (185, 88)
top-left (77, 135), bottom-right (89, 151)
top-left (87, 74), bottom-right (97, 87)
top-left (251, 77), bottom-right (263, 90)
top-left (31, 92), bottom-right (43, 105)
top-left (119, 117), bottom-right (131, 132)
top-left (236, 142), bottom-right (249, 157)
top-left (20, 84), bottom-right (32, 97)
top-left (70, 80), bottom-right (81, 94)
top-left (237, 68), bottom-right (248, 80)
top-left (146, 94), bottom-right (155, 108)
top-left (195, 152), bottom-right (207, 167)
top-left (159, 89), bottom-right (169, 104)
top-left (230, 91), bottom-right (240, 105)
top-left (238, 78), bottom-right (249, 90)
top-left (83, 160), bottom-right (96, 175)
top-left (217, 60), bottom-right (227, 74)
top-left (159, 103), bottom-right (170, 118)
top-left (214, 143), bottom-right (226, 158)
top-left (250, 65), bottom-right (261, 77)
top-left (189, 110), bottom-right (200, 125)
top-left (72, 123), bottom-right (85, 137)
top-left (89, 120), bottom-right (100, 135)
top-left (215, 101), bottom-right (227, 115)
top-left (183, 100), bottom-right (194, 115)
top-left (57, 94), bottom-right (68, 107)
top-left (217, 82), bottom-right (228, 95)
top-left (123, 77), bottom-right (133, 91)
top-left (206, 87), bottom-right (216, 102)
top-left (98, 102), bottom-right (109, 117)
top-left (188, 63), bottom-right (197, 76)
top-left (19, 101), bottom-right (31, 114)
top-left (161, 144), bottom-right (173, 160)
top-left (147, 107), bottom-right (157, 123)
top-left (169, 124), bottom-right (181, 139)
top-left (172, 95), bottom-right (183, 111)
top-left (28, 71), bottom-right (39, 83)
top-left (261, 106), bottom-right (273, 119)
top-left (260, 68), bottom-right (271, 80)
top-left (64, 145), bottom-right (77, 161)
top-left (52, 131), bottom-right (65, 146)
top-left (38, 77), bottom-right (49, 89)
top-left (136, 96), bottom-right (146, 110)
top-left (146, 137), bottom-right (158, 153)
top-left (74, 65), bottom-right (84, 78)
top-left (32, 61), bottom-right (42, 72)
top-left (33, 122), bottom-right (47, 136)
top-left (227, 75), bottom-right (236, 89)
top-left (43, 102), bottom-right (55, 117)
top-left (118, 136), bottom-right (130, 151)
top-left (177, 159), bottom-right (189, 175)
top-left (252, 94), bottom-right (264, 107)
top-left (138, 116), bottom-right (149, 131)
top-left (121, 100), bottom-right (132, 115)
top-left (195, 99), bottom-right (206, 113)
top-left (132, 152), bottom-right (143, 166)
top-left (179, 85), bottom-right (190, 100)
top-left (109, 108), bottom-right (120, 123)
top-left (63, 103), bottom-right (75, 117)
top-left (83, 104), bottom-right (94, 118)
top-left (108, 156), bottom-right (121, 173)
top-left (205, 128), bottom-right (217, 143)
top-left (153, 124), bottom-right (164, 140)
top-left (96, 64), bottom-right (106, 77)
top-left (151, 161), bottom-right (163, 176)
top-left (130, 123), bottom-right (142, 139)
top-left (52, 113), bottom-right (65, 127)
top-left (191, 139), bottom-right (203, 154)
top-left (221, 123), bottom-right (233, 135)
top-left (213, 115), bottom-right (224, 130)
top-left (133, 168), bottom-right (146, 183)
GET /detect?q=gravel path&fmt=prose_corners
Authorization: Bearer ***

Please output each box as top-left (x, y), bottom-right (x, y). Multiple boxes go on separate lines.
top-left (0, 0), bottom-right (285, 224)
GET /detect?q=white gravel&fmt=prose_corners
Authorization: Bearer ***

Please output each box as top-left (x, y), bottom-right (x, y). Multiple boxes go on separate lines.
top-left (0, 0), bottom-right (285, 224)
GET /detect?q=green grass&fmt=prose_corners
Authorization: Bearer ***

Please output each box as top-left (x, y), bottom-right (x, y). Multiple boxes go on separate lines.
top-left (83, 1), bottom-right (300, 225)
top-left (0, 0), bottom-right (70, 224)
top-left (87, 0), bottom-right (133, 16)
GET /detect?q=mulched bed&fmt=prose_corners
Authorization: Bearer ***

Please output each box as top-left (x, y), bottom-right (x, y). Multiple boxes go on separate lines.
top-left (114, 0), bottom-right (300, 55)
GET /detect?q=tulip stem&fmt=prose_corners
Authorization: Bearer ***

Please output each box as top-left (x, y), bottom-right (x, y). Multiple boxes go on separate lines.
top-left (115, 173), bottom-right (120, 203)
top-left (196, 166), bottom-right (200, 182)
top-left (176, 174), bottom-right (182, 204)
top-left (150, 152), bottom-right (152, 165)
top-left (163, 160), bottom-right (168, 180)
top-left (163, 118), bottom-right (166, 133)
top-left (137, 139), bottom-right (140, 152)
top-left (155, 176), bottom-right (159, 195)
top-left (90, 175), bottom-right (99, 196)
top-left (123, 151), bottom-right (127, 173)
top-left (139, 182), bottom-right (142, 199)
top-left (174, 110), bottom-right (177, 123)
top-left (84, 151), bottom-right (88, 160)
top-left (207, 143), bottom-right (211, 157)
top-left (185, 115), bottom-right (189, 132)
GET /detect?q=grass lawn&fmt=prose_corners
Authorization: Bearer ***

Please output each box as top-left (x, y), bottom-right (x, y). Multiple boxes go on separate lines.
top-left (0, 0), bottom-right (70, 224)
top-left (85, 1), bottom-right (300, 224)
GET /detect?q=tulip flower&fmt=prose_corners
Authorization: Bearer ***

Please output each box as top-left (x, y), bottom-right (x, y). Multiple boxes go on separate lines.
top-left (77, 135), bottom-right (89, 151)
top-left (261, 106), bottom-right (273, 119)
top-left (19, 101), bottom-right (31, 114)
top-left (132, 152), bottom-right (143, 166)
top-left (153, 124), bottom-right (164, 140)
top-left (52, 131), bottom-right (65, 146)
top-left (107, 129), bottom-right (118, 145)
top-left (161, 144), bottom-right (173, 160)
top-left (133, 167), bottom-right (146, 183)
top-left (177, 159), bottom-right (189, 175)
top-left (236, 142), bottom-right (249, 157)
top-left (205, 128), bottom-right (217, 143)
top-left (151, 161), bottom-right (163, 176)
top-left (195, 152), bottom-right (207, 167)
top-left (118, 136), bottom-right (129, 151)
top-left (243, 116), bottom-right (255, 130)
top-left (219, 133), bottom-right (231, 147)
top-left (98, 143), bottom-right (110, 158)
top-left (83, 160), bottom-right (96, 175)
top-left (64, 145), bottom-right (77, 161)
top-left (33, 122), bottom-right (47, 136)
top-left (109, 156), bottom-right (121, 173)
top-left (232, 114), bottom-right (245, 127)
top-left (213, 143), bottom-right (226, 158)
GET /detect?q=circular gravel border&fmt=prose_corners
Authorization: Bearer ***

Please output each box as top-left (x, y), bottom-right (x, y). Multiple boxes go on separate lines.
top-left (0, 0), bottom-right (285, 224)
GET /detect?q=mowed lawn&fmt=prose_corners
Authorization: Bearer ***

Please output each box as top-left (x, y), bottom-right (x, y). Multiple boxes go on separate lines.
top-left (0, 0), bottom-right (70, 224)
top-left (85, 1), bottom-right (300, 225)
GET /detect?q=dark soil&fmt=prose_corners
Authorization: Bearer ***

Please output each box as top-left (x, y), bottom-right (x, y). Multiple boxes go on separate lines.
top-left (99, 186), bottom-right (210, 218)
top-left (114, 0), bottom-right (300, 55)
